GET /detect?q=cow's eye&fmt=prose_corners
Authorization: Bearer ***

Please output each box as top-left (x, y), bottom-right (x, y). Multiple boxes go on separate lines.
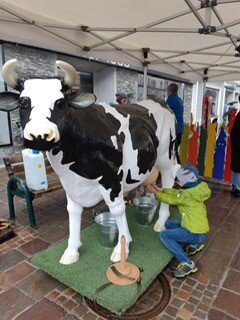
top-left (19, 97), bottom-right (30, 108)
top-left (55, 99), bottom-right (66, 109)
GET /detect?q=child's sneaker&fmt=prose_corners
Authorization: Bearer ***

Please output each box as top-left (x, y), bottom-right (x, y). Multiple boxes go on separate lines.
top-left (173, 261), bottom-right (198, 278)
top-left (187, 243), bottom-right (205, 256)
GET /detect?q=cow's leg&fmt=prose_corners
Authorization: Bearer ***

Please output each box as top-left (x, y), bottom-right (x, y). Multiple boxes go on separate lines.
top-left (110, 202), bottom-right (132, 262)
top-left (60, 195), bottom-right (82, 265)
top-left (154, 158), bottom-right (180, 232)
top-left (99, 186), bottom-right (132, 262)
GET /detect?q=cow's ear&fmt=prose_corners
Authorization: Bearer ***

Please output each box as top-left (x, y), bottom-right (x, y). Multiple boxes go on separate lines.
top-left (69, 92), bottom-right (96, 109)
top-left (0, 92), bottom-right (19, 112)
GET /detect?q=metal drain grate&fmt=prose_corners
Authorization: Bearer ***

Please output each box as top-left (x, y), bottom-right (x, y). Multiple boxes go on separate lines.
top-left (0, 219), bottom-right (15, 244)
top-left (85, 273), bottom-right (171, 320)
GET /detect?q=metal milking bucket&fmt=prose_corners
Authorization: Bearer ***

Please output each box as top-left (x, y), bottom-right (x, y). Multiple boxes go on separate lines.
top-left (94, 205), bottom-right (119, 248)
top-left (133, 196), bottom-right (158, 226)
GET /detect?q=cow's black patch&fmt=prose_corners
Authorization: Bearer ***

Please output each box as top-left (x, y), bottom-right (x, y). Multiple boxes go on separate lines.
top-left (24, 137), bottom-right (57, 151)
top-left (109, 169), bottom-right (124, 201)
top-left (19, 96), bottom-right (31, 130)
top-left (115, 104), bottom-right (159, 175)
top-left (51, 104), bottom-right (125, 201)
top-left (169, 129), bottom-right (175, 159)
top-left (174, 120), bottom-right (178, 160)
top-left (126, 169), bottom-right (140, 184)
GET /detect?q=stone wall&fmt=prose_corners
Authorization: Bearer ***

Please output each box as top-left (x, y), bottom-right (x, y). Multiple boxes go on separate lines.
top-left (183, 83), bottom-right (193, 124)
top-left (116, 68), bottom-right (138, 102)
top-left (0, 43), bottom-right (57, 162)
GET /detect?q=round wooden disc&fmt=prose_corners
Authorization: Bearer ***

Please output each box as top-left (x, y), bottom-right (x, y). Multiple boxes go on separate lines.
top-left (107, 262), bottom-right (141, 285)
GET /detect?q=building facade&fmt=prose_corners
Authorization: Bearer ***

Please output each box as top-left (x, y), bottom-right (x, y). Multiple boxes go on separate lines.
top-left (0, 42), bottom-right (193, 162)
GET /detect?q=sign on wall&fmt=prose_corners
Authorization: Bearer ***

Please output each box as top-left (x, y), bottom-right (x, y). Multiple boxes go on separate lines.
top-left (0, 111), bottom-right (12, 146)
top-left (0, 44), bottom-right (13, 147)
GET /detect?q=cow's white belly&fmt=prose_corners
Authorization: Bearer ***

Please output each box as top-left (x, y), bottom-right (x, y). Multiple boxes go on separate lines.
top-left (61, 174), bottom-right (103, 207)
top-left (47, 149), bottom-right (156, 207)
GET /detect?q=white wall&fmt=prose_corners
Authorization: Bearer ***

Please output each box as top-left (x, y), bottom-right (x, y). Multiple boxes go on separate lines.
top-left (206, 82), bottom-right (225, 123)
top-left (191, 82), bottom-right (205, 124)
top-left (93, 66), bottom-right (116, 103)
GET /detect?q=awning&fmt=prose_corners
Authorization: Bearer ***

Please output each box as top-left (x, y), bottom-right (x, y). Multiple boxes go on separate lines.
top-left (0, 0), bottom-right (240, 82)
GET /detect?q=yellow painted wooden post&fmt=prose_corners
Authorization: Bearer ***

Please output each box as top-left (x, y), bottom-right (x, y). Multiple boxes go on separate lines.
top-left (204, 122), bottom-right (217, 177)
top-left (180, 124), bottom-right (190, 165)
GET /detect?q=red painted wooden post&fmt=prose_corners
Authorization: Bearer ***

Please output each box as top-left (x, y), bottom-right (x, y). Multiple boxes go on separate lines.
top-left (224, 109), bottom-right (238, 181)
top-left (188, 124), bottom-right (199, 166)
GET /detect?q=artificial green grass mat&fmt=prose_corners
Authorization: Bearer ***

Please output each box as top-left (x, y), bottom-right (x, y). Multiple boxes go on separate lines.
top-left (32, 205), bottom-right (180, 315)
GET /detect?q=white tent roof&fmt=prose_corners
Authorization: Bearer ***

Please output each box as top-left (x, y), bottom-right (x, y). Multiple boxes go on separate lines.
top-left (0, 0), bottom-right (240, 82)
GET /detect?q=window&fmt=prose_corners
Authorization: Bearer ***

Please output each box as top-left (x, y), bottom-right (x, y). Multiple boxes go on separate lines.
top-left (0, 45), bottom-right (13, 147)
top-left (76, 72), bottom-right (93, 93)
top-left (225, 90), bottom-right (234, 105)
top-left (137, 74), bottom-right (184, 102)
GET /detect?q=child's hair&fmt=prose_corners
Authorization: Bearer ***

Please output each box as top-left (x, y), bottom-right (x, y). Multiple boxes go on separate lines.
top-left (176, 164), bottom-right (200, 188)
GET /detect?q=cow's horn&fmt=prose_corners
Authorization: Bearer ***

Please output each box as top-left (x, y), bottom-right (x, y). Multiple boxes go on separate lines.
top-left (56, 60), bottom-right (78, 88)
top-left (2, 59), bottom-right (19, 89)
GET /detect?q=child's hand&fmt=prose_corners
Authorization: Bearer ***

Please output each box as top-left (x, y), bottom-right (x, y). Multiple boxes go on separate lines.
top-left (145, 183), bottom-right (162, 194)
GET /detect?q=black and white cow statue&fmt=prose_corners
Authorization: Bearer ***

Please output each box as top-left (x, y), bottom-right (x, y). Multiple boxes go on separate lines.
top-left (0, 59), bottom-right (180, 264)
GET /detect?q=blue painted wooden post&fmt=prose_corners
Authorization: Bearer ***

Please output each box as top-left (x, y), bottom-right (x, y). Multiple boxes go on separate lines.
top-left (212, 127), bottom-right (227, 180)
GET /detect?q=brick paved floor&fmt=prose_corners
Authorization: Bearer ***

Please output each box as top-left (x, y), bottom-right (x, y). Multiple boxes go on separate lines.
top-left (0, 168), bottom-right (240, 320)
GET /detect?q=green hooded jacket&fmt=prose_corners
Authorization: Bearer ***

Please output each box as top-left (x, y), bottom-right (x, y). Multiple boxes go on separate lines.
top-left (155, 182), bottom-right (211, 233)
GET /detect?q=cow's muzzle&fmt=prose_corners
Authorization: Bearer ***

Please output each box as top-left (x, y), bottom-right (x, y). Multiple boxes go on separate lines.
top-left (24, 121), bottom-right (60, 143)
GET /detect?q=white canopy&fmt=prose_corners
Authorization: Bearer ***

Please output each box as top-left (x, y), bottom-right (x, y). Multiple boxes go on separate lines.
top-left (0, 0), bottom-right (240, 82)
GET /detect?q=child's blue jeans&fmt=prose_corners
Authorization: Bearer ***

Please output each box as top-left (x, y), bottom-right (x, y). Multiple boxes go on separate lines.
top-left (159, 219), bottom-right (206, 263)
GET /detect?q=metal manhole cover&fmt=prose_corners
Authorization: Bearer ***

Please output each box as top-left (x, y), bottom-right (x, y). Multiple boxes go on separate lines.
top-left (85, 273), bottom-right (171, 320)
top-left (0, 220), bottom-right (15, 244)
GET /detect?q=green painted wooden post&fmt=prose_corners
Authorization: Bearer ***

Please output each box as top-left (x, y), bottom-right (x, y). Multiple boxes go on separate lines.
top-left (179, 124), bottom-right (189, 165)
top-left (197, 126), bottom-right (207, 175)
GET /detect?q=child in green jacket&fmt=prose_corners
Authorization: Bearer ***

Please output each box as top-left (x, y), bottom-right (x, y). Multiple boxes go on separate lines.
top-left (147, 164), bottom-right (211, 278)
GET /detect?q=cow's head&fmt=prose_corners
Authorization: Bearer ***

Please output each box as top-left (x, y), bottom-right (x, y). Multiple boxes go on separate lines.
top-left (0, 59), bottom-right (96, 151)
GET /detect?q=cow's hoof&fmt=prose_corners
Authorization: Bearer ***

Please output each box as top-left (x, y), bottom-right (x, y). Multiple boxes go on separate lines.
top-left (153, 221), bottom-right (165, 233)
top-left (59, 250), bottom-right (79, 265)
top-left (110, 245), bottom-right (129, 262)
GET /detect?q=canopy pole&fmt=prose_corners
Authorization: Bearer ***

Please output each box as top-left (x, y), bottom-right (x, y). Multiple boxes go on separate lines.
top-left (217, 0), bottom-right (240, 3)
top-left (142, 48), bottom-right (150, 100)
top-left (205, 7), bottom-right (212, 26)
top-left (0, 4), bottom-right (84, 50)
top-left (88, 5), bottom-right (201, 50)
top-left (143, 64), bottom-right (148, 100)
top-left (184, 0), bottom-right (207, 28)
top-left (202, 72), bottom-right (208, 128)
top-left (212, 6), bottom-right (238, 48)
